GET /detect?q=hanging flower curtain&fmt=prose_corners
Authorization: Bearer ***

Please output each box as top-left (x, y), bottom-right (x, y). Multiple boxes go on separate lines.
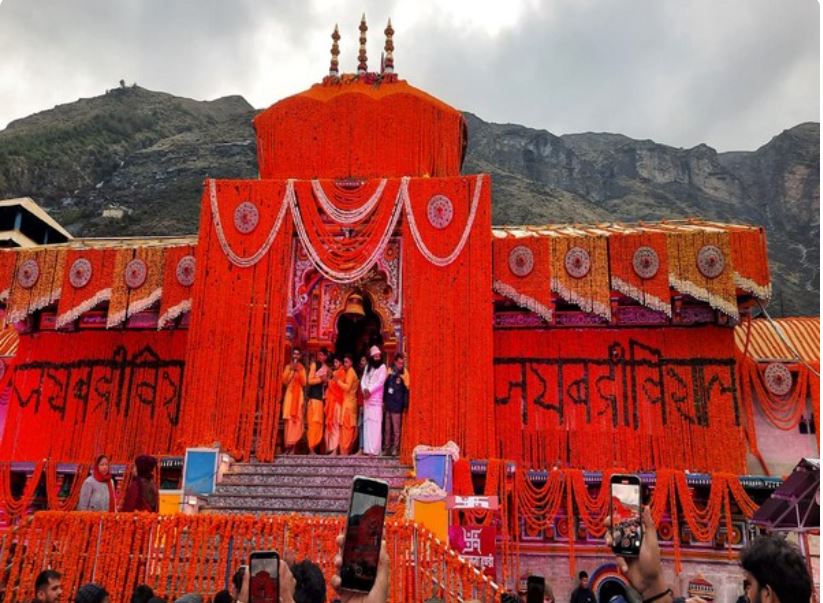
top-left (549, 230), bottom-right (611, 320)
top-left (608, 228), bottom-right (671, 317)
top-left (0, 249), bottom-right (16, 302)
top-left (492, 232), bottom-right (553, 322)
top-left (158, 244), bottom-right (197, 329)
top-left (664, 225), bottom-right (737, 320)
top-left (709, 223), bottom-right (771, 301)
top-left (6, 248), bottom-right (66, 325)
top-left (56, 248), bottom-right (117, 329)
top-left (107, 246), bottom-right (165, 328)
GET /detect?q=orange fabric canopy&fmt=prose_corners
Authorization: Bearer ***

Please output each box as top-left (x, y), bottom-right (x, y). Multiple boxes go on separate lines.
top-left (735, 316), bottom-right (820, 362)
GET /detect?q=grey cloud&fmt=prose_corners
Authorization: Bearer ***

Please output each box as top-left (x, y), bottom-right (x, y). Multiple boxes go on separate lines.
top-left (0, 0), bottom-right (818, 151)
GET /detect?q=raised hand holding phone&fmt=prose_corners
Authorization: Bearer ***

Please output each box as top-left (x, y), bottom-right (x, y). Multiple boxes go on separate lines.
top-left (248, 551), bottom-right (279, 603)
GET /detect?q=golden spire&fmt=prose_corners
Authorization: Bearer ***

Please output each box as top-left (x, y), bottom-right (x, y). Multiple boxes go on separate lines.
top-left (357, 14), bottom-right (368, 75)
top-left (383, 18), bottom-right (394, 74)
top-left (329, 24), bottom-right (340, 76)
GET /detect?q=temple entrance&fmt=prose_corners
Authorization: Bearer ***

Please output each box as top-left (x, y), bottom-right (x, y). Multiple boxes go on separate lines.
top-left (335, 291), bottom-right (384, 363)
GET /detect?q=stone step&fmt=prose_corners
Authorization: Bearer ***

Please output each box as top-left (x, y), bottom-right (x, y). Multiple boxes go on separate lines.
top-left (247, 455), bottom-right (407, 466)
top-left (225, 465), bottom-right (409, 478)
top-left (205, 496), bottom-right (350, 513)
top-left (233, 460), bottom-right (412, 472)
top-left (218, 475), bottom-right (407, 489)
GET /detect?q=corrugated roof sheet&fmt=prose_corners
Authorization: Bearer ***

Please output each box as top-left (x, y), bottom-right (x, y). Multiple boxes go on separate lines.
top-left (735, 316), bottom-right (820, 363)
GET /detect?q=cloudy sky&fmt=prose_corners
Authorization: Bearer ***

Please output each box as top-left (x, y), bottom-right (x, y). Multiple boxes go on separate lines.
top-left (0, 0), bottom-right (818, 151)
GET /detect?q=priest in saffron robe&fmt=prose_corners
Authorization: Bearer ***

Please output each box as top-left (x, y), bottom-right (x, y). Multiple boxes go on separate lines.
top-left (325, 355), bottom-right (345, 455)
top-left (306, 347), bottom-right (330, 454)
top-left (281, 347), bottom-right (307, 454)
top-left (360, 345), bottom-right (387, 456)
top-left (338, 354), bottom-right (360, 455)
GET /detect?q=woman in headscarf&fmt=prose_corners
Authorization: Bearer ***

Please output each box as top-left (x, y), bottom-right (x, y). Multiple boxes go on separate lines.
top-left (77, 454), bottom-right (116, 512)
top-left (120, 454), bottom-right (159, 512)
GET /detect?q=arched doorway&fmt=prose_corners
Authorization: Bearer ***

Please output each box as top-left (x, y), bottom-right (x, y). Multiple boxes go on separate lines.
top-left (335, 292), bottom-right (383, 363)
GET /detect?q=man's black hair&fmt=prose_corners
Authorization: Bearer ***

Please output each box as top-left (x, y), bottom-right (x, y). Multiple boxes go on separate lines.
top-left (319, 347), bottom-right (329, 356)
top-left (740, 535), bottom-right (812, 603)
top-left (213, 590), bottom-right (233, 603)
top-left (578, 570), bottom-right (588, 579)
top-left (291, 560), bottom-right (326, 603)
top-left (231, 567), bottom-right (245, 594)
top-left (394, 353), bottom-right (404, 362)
top-left (35, 570), bottom-right (61, 593)
top-left (131, 584), bottom-right (154, 603)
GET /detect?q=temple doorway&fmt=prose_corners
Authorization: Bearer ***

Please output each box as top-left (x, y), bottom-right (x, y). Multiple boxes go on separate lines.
top-left (335, 292), bottom-right (384, 363)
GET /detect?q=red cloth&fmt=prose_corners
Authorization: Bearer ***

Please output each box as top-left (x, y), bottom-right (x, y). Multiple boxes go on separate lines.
top-left (120, 477), bottom-right (158, 513)
top-left (92, 465), bottom-right (116, 512)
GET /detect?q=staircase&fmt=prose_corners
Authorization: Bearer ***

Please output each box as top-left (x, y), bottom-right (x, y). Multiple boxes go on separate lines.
top-left (202, 455), bottom-right (411, 515)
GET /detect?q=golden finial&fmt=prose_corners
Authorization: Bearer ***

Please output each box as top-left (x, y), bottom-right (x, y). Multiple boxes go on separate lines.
top-left (383, 18), bottom-right (394, 74)
top-left (357, 14), bottom-right (368, 75)
top-left (329, 24), bottom-right (341, 76)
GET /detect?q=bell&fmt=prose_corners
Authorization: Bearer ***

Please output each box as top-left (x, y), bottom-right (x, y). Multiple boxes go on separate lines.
top-left (343, 293), bottom-right (366, 320)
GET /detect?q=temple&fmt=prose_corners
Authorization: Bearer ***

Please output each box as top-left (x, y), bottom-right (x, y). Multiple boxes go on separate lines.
top-left (0, 19), bottom-right (817, 603)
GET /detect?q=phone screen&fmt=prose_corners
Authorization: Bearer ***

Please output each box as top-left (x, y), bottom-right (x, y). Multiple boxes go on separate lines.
top-left (526, 575), bottom-right (545, 603)
top-left (610, 475), bottom-right (642, 556)
top-left (249, 553), bottom-right (279, 603)
top-left (340, 477), bottom-right (389, 593)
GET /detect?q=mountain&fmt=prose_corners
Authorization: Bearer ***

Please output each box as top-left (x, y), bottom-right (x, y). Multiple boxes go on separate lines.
top-left (0, 86), bottom-right (817, 315)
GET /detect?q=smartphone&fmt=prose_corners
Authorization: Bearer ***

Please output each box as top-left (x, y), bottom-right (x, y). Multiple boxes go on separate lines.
top-left (610, 474), bottom-right (643, 557)
top-left (340, 476), bottom-right (390, 593)
top-left (249, 551), bottom-right (279, 603)
top-left (526, 575), bottom-right (545, 603)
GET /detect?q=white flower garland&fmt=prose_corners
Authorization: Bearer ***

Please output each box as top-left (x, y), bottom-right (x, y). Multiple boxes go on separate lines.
top-left (289, 178), bottom-right (407, 283)
top-left (55, 288), bottom-right (112, 329)
top-left (668, 274), bottom-right (739, 320)
top-left (492, 280), bottom-right (553, 322)
top-left (733, 272), bottom-right (772, 301)
top-left (611, 276), bottom-right (672, 317)
top-left (403, 174), bottom-right (483, 267)
top-left (209, 178), bottom-right (291, 268)
top-left (550, 276), bottom-right (612, 321)
top-left (311, 179), bottom-right (387, 224)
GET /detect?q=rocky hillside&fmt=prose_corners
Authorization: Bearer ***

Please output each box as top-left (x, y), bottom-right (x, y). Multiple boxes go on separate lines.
top-left (0, 86), bottom-right (817, 315)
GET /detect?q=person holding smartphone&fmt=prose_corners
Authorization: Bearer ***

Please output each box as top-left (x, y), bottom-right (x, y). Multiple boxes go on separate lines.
top-left (281, 347), bottom-right (307, 455)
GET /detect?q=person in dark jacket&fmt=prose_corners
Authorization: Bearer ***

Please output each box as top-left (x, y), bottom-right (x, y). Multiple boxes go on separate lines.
top-left (382, 353), bottom-right (409, 457)
top-left (120, 454), bottom-right (159, 512)
top-left (569, 571), bottom-right (596, 603)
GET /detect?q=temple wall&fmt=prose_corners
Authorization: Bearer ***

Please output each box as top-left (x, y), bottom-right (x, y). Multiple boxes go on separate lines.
top-left (746, 398), bottom-right (819, 476)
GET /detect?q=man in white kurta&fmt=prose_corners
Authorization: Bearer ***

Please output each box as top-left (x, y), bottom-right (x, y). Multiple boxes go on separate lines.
top-left (360, 345), bottom-right (387, 456)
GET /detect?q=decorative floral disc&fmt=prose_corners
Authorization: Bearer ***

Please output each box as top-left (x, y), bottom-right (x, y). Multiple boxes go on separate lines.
top-left (124, 258), bottom-right (148, 289)
top-left (69, 258), bottom-right (93, 288)
top-left (696, 245), bottom-right (725, 279)
top-left (426, 195), bottom-right (454, 229)
top-left (564, 247), bottom-right (591, 279)
top-left (632, 246), bottom-right (660, 279)
top-left (234, 201), bottom-right (260, 234)
top-left (176, 255), bottom-right (196, 287)
top-left (508, 245), bottom-right (534, 277)
top-left (17, 259), bottom-right (39, 289)
top-left (763, 362), bottom-right (793, 396)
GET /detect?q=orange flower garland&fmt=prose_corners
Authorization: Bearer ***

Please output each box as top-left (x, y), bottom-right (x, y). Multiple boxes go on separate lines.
top-left (55, 248), bottom-right (116, 329)
top-left (0, 248), bottom-right (17, 302)
top-left (0, 460), bottom-right (44, 517)
top-left (45, 462), bottom-right (90, 511)
top-left (107, 246), bottom-right (165, 328)
top-left (6, 248), bottom-right (66, 325)
top-left (400, 175), bottom-right (495, 464)
top-left (549, 229), bottom-right (611, 320)
top-left (3, 511), bottom-right (503, 603)
top-left (492, 232), bottom-right (553, 322)
top-left (608, 227), bottom-right (671, 316)
top-left (157, 244), bottom-right (196, 329)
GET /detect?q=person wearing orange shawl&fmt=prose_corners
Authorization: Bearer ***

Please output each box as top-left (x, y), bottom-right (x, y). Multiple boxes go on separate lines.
top-left (306, 348), bottom-right (330, 455)
top-left (337, 354), bottom-right (360, 455)
top-left (324, 355), bottom-right (346, 455)
top-left (281, 347), bottom-right (307, 455)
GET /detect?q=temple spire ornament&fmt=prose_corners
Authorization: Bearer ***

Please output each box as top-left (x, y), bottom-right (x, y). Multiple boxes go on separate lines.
top-left (329, 24), bottom-right (340, 77)
top-left (383, 18), bottom-right (394, 74)
top-left (357, 14), bottom-right (368, 75)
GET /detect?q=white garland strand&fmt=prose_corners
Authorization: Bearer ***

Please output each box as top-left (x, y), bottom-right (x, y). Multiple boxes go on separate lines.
top-left (55, 288), bottom-right (112, 329)
top-left (611, 276), bottom-right (672, 317)
top-left (210, 178), bottom-right (291, 268)
top-left (403, 174), bottom-right (483, 267)
top-left (492, 280), bottom-right (553, 322)
top-left (289, 178), bottom-right (407, 283)
top-left (157, 299), bottom-right (192, 330)
top-left (668, 274), bottom-right (739, 320)
top-left (733, 272), bottom-right (772, 301)
top-left (311, 179), bottom-right (387, 224)
top-left (550, 277), bottom-right (612, 321)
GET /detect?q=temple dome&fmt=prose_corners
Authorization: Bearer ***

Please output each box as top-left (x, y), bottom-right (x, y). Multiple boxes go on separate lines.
top-left (253, 79), bottom-right (467, 180)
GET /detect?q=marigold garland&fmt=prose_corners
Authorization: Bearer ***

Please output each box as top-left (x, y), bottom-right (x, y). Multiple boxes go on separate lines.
top-left (107, 246), bottom-right (165, 328)
top-left (0, 249), bottom-right (17, 301)
top-left (608, 228), bottom-right (671, 316)
top-left (549, 229), bottom-right (611, 320)
top-left (44, 462), bottom-right (90, 511)
top-left (492, 233), bottom-right (553, 322)
top-left (55, 248), bottom-right (116, 329)
top-left (3, 511), bottom-right (503, 603)
top-left (6, 248), bottom-right (66, 325)
top-left (157, 244), bottom-right (197, 329)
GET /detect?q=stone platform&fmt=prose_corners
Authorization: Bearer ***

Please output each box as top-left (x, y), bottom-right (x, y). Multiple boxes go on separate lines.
top-left (202, 455), bottom-right (411, 515)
